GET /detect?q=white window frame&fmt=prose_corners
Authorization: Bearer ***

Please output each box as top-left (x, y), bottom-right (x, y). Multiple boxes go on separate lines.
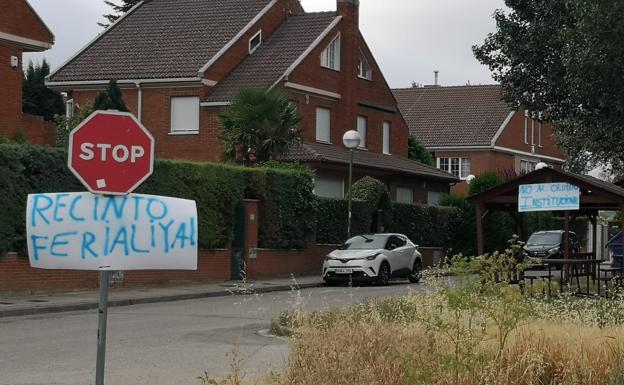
top-left (65, 99), bottom-right (74, 119)
top-left (314, 176), bottom-right (345, 198)
top-left (316, 107), bottom-right (332, 143)
top-left (170, 96), bottom-right (200, 134)
top-left (382, 121), bottom-right (391, 155)
top-left (320, 34), bottom-right (341, 71)
top-left (249, 30), bottom-right (262, 54)
top-left (436, 157), bottom-right (471, 180)
top-left (396, 187), bottom-right (414, 204)
top-left (538, 121), bottom-right (543, 147)
top-left (427, 191), bottom-right (443, 206)
top-left (357, 53), bottom-right (372, 80)
top-left (520, 159), bottom-right (537, 174)
top-left (357, 116), bottom-right (367, 149)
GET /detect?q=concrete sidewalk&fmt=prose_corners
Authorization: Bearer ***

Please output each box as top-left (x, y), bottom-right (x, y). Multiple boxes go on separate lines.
top-left (0, 276), bottom-right (324, 318)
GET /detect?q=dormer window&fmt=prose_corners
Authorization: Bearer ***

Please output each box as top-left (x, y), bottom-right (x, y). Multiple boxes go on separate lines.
top-left (357, 54), bottom-right (371, 80)
top-left (321, 34), bottom-right (341, 71)
top-left (249, 30), bottom-right (262, 54)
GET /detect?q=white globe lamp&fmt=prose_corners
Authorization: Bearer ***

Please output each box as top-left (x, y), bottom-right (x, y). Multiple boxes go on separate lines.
top-left (466, 174), bottom-right (476, 185)
top-left (342, 130), bottom-right (361, 149)
top-left (535, 162), bottom-right (549, 170)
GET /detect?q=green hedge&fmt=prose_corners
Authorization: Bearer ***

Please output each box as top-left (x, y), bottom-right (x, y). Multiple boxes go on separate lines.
top-left (389, 203), bottom-right (460, 248)
top-left (316, 198), bottom-right (371, 244)
top-left (256, 166), bottom-right (317, 249)
top-left (0, 145), bottom-right (82, 254)
top-left (0, 144), bottom-right (316, 254)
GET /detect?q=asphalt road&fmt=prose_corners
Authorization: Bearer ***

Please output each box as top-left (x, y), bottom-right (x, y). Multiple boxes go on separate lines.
top-left (0, 281), bottom-right (424, 385)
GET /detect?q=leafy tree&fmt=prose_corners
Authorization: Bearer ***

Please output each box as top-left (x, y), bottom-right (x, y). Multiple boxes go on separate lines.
top-left (54, 102), bottom-right (94, 148)
top-left (469, 172), bottom-right (504, 196)
top-left (22, 60), bottom-right (64, 121)
top-left (99, 0), bottom-right (140, 27)
top-left (407, 135), bottom-right (434, 166)
top-left (219, 89), bottom-right (302, 166)
top-left (473, 0), bottom-right (624, 175)
top-left (93, 80), bottom-right (129, 112)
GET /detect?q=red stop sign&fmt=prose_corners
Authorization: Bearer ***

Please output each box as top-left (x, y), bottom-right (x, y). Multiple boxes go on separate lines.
top-left (68, 111), bottom-right (155, 195)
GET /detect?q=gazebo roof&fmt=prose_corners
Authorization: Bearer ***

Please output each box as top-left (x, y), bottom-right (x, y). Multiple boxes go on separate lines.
top-left (468, 167), bottom-right (624, 212)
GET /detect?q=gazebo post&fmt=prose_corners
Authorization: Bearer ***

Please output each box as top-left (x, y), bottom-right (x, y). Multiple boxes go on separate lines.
top-left (620, 205), bottom-right (624, 264)
top-left (564, 210), bottom-right (571, 259)
top-left (476, 204), bottom-right (485, 256)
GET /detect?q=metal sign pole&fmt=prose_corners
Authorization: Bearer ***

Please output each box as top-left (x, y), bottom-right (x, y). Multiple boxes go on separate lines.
top-left (95, 270), bottom-right (111, 385)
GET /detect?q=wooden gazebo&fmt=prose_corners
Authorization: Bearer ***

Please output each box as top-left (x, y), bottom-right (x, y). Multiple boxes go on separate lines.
top-left (468, 168), bottom-right (624, 258)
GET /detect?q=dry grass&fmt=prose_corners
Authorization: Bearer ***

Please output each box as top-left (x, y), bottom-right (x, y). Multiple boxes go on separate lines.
top-left (265, 295), bottom-right (624, 385)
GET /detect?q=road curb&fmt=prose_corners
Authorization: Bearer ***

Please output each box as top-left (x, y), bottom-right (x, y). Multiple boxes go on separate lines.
top-left (0, 282), bottom-right (324, 319)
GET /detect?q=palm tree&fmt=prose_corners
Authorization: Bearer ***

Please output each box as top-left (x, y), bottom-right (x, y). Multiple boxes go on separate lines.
top-left (219, 88), bottom-right (302, 166)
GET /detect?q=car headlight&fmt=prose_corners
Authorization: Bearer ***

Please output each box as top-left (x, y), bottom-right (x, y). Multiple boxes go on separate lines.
top-left (366, 253), bottom-right (381, 261)
top-left (324, 255), bottom-right (335, 262)
top-left (548, 247), bottom-right (559, 255)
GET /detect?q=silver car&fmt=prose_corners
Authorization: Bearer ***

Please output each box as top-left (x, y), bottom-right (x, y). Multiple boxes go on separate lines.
top-left (322, 233), bottom-right (423, 286)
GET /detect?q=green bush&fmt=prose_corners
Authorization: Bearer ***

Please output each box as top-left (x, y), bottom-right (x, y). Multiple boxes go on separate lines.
top-left (316, 198), bottom-right (371, 244)
top-left (0, 144), bottom-right (316, 254)
top-left (256, 166), bottom-right (317, 249)
top-left (348, 176), bottom-right (392, 230)
top-left (0, 144), bottom-right (82, 254)
top-left (469, 171), bottom-right (505, 196)
top-left (389, 203), bottom-right (460, 248)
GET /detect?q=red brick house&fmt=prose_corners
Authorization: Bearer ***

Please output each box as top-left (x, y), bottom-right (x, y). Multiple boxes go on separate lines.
top-left (393, 85), bottom-right (566, 194)
top-left (0, 0), bottom-right (56, 145)
top-left (47, 0), bottom-right (457, 205)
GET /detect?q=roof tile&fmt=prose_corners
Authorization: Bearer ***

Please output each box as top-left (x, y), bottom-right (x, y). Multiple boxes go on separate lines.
top-left (281, 142), bottom-right (458, 182)
top-left (50, 0), bottom-right (273, 81)
top-left (392, 85), bottom-right (512, 147)
top-left (207, 12), bottom-right (338, 102)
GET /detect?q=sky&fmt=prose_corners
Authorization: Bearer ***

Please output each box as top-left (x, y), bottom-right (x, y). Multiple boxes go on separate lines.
top-left (25, 0), bottom-right (505, 88)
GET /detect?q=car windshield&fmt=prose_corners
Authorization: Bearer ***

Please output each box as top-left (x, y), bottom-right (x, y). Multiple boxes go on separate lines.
top-left (526, 233), bottom-right (562, 246)
top-left (341, 235), bottom-right (388, 250)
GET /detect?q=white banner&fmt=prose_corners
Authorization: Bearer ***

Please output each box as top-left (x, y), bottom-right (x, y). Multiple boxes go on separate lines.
top-left (518, 183), bottom-right (580, 212)
top-left (26, 192), bottom-right (198, 271)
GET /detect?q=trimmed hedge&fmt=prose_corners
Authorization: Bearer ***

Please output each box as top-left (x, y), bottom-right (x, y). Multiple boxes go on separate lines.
top-left (0, 144), bottom-right (316, 254)
top-left (316, 197), bottom-right (462, 249)
top-left (390, 203), bottom-right (460, 248)
top-left (316, 198), bottom-right (371, 244)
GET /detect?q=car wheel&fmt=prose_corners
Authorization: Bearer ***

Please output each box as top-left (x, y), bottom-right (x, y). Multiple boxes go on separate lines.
top-left (409, 259), bottom-right (422, 283)
top-left (324, 279), bottom-right (338, 287)
top-left (377, 263), bottom-right (391, 286)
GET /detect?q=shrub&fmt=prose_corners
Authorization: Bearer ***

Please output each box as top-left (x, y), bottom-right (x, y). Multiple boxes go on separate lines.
top-left (316, 198), bottom-right (371, 244)
top-left (348, 176), bottom-right (392, 230)
top-left (257, 166), bottom-right (317, 249)
top-left (389, 203), bottom-right (459, 248)
top-left (469, 171), bottom-right (505, 196)
top-left (0, 144), bottom-right (82, 254)
top-left (0, 144), bottom-right (316, 254)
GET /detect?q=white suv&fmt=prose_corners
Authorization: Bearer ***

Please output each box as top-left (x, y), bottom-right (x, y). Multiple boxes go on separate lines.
top-left (322, 234), bottom-right (423, 286)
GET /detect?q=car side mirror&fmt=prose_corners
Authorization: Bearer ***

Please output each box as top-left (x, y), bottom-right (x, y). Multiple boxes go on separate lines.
top-left (387, 243), bottom-right (397, 250)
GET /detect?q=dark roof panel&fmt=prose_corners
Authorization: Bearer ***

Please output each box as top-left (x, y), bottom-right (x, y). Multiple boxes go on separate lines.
top-left (392, 85), bottom-right (512, 147)
top-left (49, 0), bottom-right (273, 81)
top-left (207, 12), bottom-right (338, 102)
top-left (281, 142), bottom-right (458, 182)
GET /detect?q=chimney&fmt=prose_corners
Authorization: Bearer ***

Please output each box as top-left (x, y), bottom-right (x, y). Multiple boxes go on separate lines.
top-left (434, 70), bottom-right (439, 86)
top-left (337, 0), bottom-right (359, 29)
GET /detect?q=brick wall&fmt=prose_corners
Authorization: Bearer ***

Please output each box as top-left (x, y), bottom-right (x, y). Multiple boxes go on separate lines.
top-left (0, 43), bottom-right (23, 137)
top-left (287, 5), bottom-right (409, 158)
top-left (21, 114), bottom-right (56, 146)
top-left (246, 244), bottom-right (335, 279)
top-left (0, 250), bottom-right (230, 293)
top-left (495, 110), bottom-right (564, 160)
top-left (0, 0), bottom-right (54, 44)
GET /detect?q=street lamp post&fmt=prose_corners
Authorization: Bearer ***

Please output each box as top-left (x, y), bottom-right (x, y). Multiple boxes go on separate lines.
top-left (343, 130), bottom-right (362, 238)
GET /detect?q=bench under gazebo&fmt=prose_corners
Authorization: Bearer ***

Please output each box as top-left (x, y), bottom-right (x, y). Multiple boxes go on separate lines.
top-left (468, 167), bottom-right (624, 295)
